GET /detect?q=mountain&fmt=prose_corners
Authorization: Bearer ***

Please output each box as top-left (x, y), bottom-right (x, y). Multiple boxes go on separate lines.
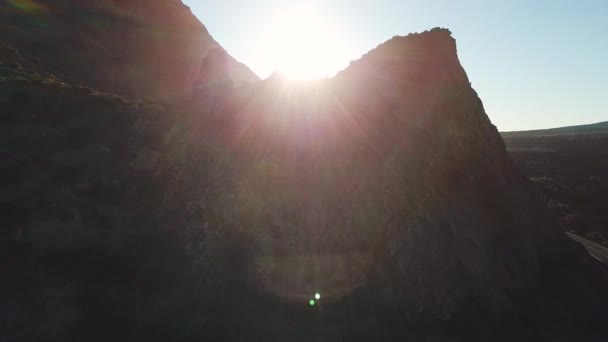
top-left (2, 10), bottom-right (608, 342)
top-left (0, 0), bottom-right (258, 100)
top-left (222, 28), bottom-right (608, 336)
top-left (502, 121), bottom-right (608, 137)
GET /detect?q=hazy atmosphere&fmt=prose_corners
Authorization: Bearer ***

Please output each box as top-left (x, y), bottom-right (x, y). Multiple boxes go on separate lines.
top-left (187, 0), bottom-right (607, 131)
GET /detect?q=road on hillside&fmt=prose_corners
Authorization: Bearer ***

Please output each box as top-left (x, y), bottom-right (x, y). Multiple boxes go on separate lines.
top-left (566, 232), bottom-right (608, 263)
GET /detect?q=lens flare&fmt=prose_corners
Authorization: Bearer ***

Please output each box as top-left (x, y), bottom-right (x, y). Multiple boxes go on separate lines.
top-left (253, 5), bottom-right (351, 80)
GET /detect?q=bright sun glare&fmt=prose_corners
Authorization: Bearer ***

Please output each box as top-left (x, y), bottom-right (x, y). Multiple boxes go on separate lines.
top-left (255, 6), bottom-right (351, 80)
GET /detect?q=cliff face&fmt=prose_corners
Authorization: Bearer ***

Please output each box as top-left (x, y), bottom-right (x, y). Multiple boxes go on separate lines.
top-left (0, 0), bottom-right (258, 100)
top-left (2, 20), bottom-right (608, 341)
top-left (330, 31), bottom-right (608, 326)
top-left (208, 28), bottom-right (608, 336)
top-left (332, 30), bottom-right (551, 315)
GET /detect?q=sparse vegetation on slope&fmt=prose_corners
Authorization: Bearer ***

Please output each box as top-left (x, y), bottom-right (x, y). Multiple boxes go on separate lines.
top-left (0, 0), bottom-right (258, 100)
top-left (0, 58), bottom-right (246, 340)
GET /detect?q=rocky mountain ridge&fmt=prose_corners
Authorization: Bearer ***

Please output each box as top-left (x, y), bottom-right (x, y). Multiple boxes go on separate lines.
top-left (221, 28), bottom-right (608, 326)
top-left (0, 0), bottom-right (258, 100)
top-left (1, 5), bottom-right (608, 341)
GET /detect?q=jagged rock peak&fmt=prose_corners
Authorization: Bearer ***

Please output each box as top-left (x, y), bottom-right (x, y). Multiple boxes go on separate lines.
top-left (227, 27), bottom-right (606, 328)
top-left (337, 27), bottom-right (462, 82)
top-left (384, 27), bottom-right (455, 48)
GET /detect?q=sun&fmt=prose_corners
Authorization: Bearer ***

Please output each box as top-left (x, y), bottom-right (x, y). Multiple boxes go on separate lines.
top-left (254, 6), bottom-right (351, 80)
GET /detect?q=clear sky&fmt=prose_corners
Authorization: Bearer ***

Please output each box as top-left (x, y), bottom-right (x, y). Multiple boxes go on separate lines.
top-left (184, 0), bottom-right (607, 131)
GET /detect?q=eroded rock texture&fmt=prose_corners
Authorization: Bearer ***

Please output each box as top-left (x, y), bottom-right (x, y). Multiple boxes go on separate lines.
top-left (0, 0), bottom-right (258, 100)
top-left (213, 29), bottom-right (608, 336)
top-left (1, 7), bottom-right (607, 340)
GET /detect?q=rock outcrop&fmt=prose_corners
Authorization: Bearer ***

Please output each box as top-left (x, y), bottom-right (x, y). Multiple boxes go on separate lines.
top-left (0, 0), bottom-right (258, 100)
top-left (196, 27), bottom-right (608, 339)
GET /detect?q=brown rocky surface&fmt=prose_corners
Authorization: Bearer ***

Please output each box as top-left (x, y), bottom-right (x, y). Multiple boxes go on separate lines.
top-left (0, 0), bottom-right (258, 100)
top-left (216, 29), bottom-right (608, 338)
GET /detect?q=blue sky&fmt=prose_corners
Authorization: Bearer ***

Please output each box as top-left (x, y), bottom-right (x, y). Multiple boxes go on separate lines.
top-left (184, 0), bottom-right (607, 131)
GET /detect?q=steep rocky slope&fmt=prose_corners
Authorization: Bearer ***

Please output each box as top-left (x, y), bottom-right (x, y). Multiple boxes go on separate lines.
top-left (0, 50), bottom-right (243, 340)
top-left (0, 0), bottom-right (258, 100)
top-left (2, 23), bottom-right (608, 342)
top-left (218, 28), bottom-right (608, 338)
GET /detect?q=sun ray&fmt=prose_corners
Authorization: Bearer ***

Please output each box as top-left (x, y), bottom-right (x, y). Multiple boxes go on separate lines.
top-left (254, 5), bottom-right (350, 80)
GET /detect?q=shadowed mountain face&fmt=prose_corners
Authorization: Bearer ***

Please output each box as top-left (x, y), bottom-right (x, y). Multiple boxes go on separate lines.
top-left (220, 29), bottom-right (608, 324)
top-left (228, 30), bottom-right (548, 308)
top-left (0, 0), bottom-right (258, 100)
top-left (2, 8), bottom-right (608, 342)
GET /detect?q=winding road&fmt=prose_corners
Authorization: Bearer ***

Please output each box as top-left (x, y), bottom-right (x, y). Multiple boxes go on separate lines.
top-left (566, 232), bottom-right (608, 263)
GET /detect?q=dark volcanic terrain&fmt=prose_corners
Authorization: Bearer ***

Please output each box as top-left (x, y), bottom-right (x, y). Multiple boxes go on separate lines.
top-left (503, 122), bottom-right (608, 245)
top-left (1, 1), bottom-right (608, 341)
